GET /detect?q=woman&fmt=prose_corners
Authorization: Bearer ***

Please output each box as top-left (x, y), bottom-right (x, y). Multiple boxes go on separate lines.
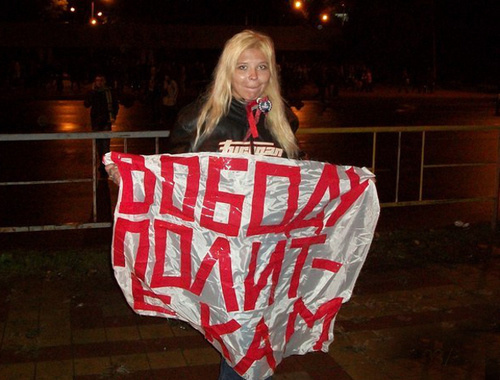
top-left (107, 29), bottom-right (301, 380)
top-left (164, 29), bottom-right (300, 159)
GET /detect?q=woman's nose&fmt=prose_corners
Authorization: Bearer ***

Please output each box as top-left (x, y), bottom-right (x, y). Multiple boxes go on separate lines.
top-left (248, 68), bottom-right (257, 80)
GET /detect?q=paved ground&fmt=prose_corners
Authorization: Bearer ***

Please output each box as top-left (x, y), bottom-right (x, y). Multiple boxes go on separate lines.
top-left (0, 226), bottom-right (499, 380)
top-left (1, 82), bottom-right (499, 379)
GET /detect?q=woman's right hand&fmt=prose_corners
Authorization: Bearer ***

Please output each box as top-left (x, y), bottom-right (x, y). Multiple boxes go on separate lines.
top-left (106, 164), bottom-right (121, 185)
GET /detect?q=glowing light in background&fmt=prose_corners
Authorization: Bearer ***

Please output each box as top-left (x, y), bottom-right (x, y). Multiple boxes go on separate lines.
top-left (53, 102), bottom-right (83, 132)
top-left (58, 122), bottom-right (79, 132)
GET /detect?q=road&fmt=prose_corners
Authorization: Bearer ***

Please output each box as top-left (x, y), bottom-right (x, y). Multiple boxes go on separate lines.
top-left (1, 87), bottom-right (497, 132)
top-left (0, 87), bottom-right (499, 231)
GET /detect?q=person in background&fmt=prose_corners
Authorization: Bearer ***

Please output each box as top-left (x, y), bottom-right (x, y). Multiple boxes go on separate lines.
top-left (147, 66), bottom-right (162, 124)
top-left (160, 73), bottom-right (179, 129)
top-left (107, 29), bottom-right (301, 379)
top-left (495, 84), bottom-right (500, 116)
top-left (399, 69), bottom-right (411, 93)
top-left (84, 74), bottom-right (119, 176)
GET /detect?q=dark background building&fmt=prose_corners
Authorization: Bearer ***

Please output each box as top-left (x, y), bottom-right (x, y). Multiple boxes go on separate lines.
top-left (0, 0), bottom-right (497, 91)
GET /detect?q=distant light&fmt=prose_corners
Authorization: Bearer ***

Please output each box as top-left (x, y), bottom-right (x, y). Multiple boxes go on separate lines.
top-left (320, 13), bottom-right (329, 22)
top-left (335, 12), bottom-right (349, 24)
top-left (294, 1), bottom-right (303, 10)
top-left (97, 11), bottom-right (103, 17)
top-left (70, 7), bottom-right (75, 12)
top-left (59, 122), bottom-right (79, 132)
top-left (90, 18), bottom-right (97, 25)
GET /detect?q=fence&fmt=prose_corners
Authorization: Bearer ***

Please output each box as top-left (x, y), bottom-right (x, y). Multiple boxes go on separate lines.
top-left (0, 126), bottom-right (499, 233)
top-left (0, 131), bottom-right (170, 233)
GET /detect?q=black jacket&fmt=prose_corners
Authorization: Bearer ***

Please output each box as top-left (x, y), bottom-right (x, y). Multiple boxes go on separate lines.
top-left (167, 98), bottom-right (299, 158)
top-left (84, 87), bottom-right (119, 130)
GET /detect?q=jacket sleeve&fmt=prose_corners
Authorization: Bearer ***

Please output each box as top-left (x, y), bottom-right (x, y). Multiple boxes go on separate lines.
top-left (284, 103), bottom-right (307, 159)
top-left (166, 102), bottom-right (199, 154)
top-left (285, 104), bottom-right (299, 134)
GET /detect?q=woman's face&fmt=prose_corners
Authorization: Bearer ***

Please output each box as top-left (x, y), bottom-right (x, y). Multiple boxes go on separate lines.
top-left (231, 48), bottom-right (271, 102)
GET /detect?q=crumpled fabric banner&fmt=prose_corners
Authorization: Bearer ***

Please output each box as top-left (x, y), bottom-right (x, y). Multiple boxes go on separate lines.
top-left (104, 151), bottom-right (380, 380)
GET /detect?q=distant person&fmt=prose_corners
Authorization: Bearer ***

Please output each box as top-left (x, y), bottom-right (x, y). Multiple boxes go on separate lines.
top-left (362, 68), bottom-right (373, 92)
top-left (11, 60), bottom-right (22, 88)
top-left (496, 85), bottom-right (500, 116)
top-left (327, 64), bottom-right (341, 99)
top-left (53, 60), bottom-right (64, 94)
top-left (424, 67), bottom-right (435, 94)
top-left (399, 69), bottom-right (411, 93)
top-left (160, 73), bottom-right (179, 129)
top-left (147, 66), bottom-right (162, 124)
top-left (84, 74), bottom-right (119, 176)
top-left (311, 62), bottom-right (328, 104)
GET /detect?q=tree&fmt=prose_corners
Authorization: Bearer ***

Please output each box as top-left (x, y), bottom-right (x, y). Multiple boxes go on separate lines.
top-left (42, 0), bottom-right (69, 20)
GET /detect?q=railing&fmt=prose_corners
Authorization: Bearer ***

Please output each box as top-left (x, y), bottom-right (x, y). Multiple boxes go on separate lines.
top-left (1, 126), bottom-right (499, 232)
top-left (0, 131), bottom-right (170, 233)
top-left (298, 125), bottom-right (500, 229)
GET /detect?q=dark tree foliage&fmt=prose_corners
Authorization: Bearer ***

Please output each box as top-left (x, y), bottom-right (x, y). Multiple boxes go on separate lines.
top-left (344, 0), bottom-right (498, 84)
top-left (0, 0), bottom-right (497, 84)
top-left (115, 0), bottom-right (294, 26)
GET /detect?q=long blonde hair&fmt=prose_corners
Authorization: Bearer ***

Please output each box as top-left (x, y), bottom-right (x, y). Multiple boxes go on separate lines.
top-left (194, 30), bottom-right (300, 158)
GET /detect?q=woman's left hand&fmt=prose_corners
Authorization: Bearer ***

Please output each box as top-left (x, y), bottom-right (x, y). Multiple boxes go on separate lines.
top-left (106, 164), bottom-right (121, 185)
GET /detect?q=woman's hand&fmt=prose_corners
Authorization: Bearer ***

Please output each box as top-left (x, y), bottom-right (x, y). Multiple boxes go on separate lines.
top-left (106, 164), bottom-right (121, 185)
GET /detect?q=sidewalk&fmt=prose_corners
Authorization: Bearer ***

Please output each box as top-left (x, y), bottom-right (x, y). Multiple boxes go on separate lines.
top-left (0, 225), bottom-right (499, 380)
top-left (0, 81), bottom-right (499, 379)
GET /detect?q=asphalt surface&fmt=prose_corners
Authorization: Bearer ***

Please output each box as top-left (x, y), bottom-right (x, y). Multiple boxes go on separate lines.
top-left (0, 82), bottom-right (499, 241)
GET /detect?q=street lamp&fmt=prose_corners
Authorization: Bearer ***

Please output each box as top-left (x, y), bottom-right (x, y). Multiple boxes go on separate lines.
top-left (90, 1), bottom-right (95, 24)
top-left (89, 1), bottom-right (111, 25)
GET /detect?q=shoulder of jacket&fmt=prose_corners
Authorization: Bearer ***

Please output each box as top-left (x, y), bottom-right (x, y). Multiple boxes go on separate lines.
top-left (283, 102), bottom-right (299, 133)
top-left (176, 100), bottom-right (202, 133)
top-left (284, 102), bottom-right (298, 120)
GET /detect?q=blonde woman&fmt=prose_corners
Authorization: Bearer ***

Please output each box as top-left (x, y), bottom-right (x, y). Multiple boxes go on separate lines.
top-left (108, 29), bottom-right (300, 183)
top-left (106, 30), bottom-right (301, 380)
top-left (163, 29), bottom-right (300, 160)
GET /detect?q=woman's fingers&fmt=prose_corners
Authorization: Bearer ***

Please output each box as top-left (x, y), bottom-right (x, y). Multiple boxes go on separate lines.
top-left (105, 164), bottom-right (121, 185)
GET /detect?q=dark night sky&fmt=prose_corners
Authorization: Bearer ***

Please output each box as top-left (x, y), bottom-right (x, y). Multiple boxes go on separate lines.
top-left (0, 0), bottom-right (498, 84)
top-left (2, 1), bottom-right (496, 29)
top-left (1, 0), bottom-right (299, 25)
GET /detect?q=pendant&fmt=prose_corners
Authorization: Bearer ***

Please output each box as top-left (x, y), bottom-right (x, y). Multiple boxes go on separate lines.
top-left (257, 97), bottom-right (272, 113)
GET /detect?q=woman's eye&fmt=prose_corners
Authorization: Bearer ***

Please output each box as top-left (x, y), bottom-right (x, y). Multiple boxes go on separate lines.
top-left (258, 64), bottom-right (268, 70)
top-left (237, 65), bottom-right (247, 70)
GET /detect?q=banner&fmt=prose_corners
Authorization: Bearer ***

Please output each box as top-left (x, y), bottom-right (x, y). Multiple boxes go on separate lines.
top-left (104, 151), bottom-right (380, 380)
